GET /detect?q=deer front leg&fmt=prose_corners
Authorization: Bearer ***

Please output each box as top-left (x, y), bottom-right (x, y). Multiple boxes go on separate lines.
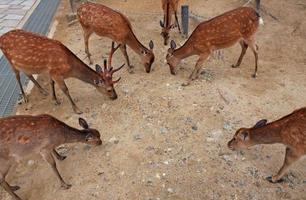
top-left (119, 44), bottom-right (134, 73)
top-left (50, 78), bottom-right (61, 105)
top-left (266, 147), bottom-right (301, 183)
top-left (83, 29), bottom-right (93, 64)
top-left (26, 74), bottom-right (49, 96)
top-left (40, 150), bottom-right (71, 189)
top-left (232, 41), bottom-right (248, 68)
top-left (53, 76), bottom-right (82, 114)
top-left (244, 38), bottom-right (259, 78)
top-left (53, 149), bottom-right (66, 161)
top-left (182, 53), bottom-right (209, 86)
top-left (175, 12), bottom-right (181, 33)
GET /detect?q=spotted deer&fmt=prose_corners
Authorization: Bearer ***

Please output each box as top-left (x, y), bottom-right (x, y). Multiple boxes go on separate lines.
top-left (166, 0), bottom-right (263, 86)
top-left (0, 115), bottom-right (102, 200)
top-left (0, 30), bottom-right (124, 114)
top-left (228, 107), bottom-right (306, 183)
top-left (77, 2), bottom-right (155, 73)
top-left (160, 0), bottom-right (181, 45)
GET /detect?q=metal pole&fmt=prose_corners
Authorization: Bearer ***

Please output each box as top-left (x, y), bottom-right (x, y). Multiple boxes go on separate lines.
top-left (181, 5), bottom-right (189, 38)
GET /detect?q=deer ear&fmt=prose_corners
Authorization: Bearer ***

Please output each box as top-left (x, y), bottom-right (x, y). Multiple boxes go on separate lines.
top-left (160, 20), bottom-right (164, 28)
top-left (79, 118), bottom-right (89, 129)
top-left (149, 40), bottom-right (154, 50)
top-left (170, 40), bottom-right (176, 49)
top-left (95, 64), bottom-right (102, 73)
top-left (253, 119), bottom-right (267, 129)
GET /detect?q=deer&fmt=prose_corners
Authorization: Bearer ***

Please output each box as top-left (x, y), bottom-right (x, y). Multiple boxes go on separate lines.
top-left (0, 114), bottom-right (102, 200)
top-left (77, 2), bottom-right (155, 74)
top-left (228, 107), bottom-right (306, 183)
top-left (166, 0), bottom-right (263, 86)
top-left (0, 29), bottom-right (124, 114)
top-left (160, 0), bottom-right (181, 45)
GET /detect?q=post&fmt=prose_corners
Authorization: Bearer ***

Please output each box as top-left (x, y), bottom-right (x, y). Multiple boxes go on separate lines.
top-left (181, 5), bottom-right (189, 38)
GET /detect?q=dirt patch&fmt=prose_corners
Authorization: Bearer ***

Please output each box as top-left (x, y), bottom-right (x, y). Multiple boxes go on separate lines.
top-left (1, 0), bottom-right (306, 199)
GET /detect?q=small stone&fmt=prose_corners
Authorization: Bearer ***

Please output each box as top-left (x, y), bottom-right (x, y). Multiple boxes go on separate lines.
top-left (192, 124), bottom-right (198, 131)
top-left (167, 188), bottom-right (174, 193)
top-left (27, 160), bottom-right (34, 166)
top-left (160, 127), bottom-right (168, 134)
top-left (133, 134), bottom-right (142, 140)
top-left (109, 136), bottom-right (119, 144)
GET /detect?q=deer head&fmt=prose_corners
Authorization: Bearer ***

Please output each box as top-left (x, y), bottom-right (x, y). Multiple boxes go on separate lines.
top-left (228, 119), bottom-right (268, 150)
top-left (166, 40), bottom-right (180, 75)
top-left (79, 118), bottom-right (102, 146)
top-left (94, 42), bottom-right (124, 99)
top-left (140, 40), bottom-right (155, 73)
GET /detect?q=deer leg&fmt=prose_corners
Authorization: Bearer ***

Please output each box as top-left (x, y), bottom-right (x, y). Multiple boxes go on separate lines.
top-left (232, 41), bottom-right (248, 68)
top-left (182, 53), bottom-right (209, 86)
top-left (175, 12), bottom-right (181, 33)
top-left (119, 44), bottom-right (134, 73)
top-left (14, 70), bottom-right (28, 103)
top-left (53, 77), bottom-right (82, 114)
top-left (53, 149), bottom-right (66, 161)
top-left (40, 150), bottom-right (71, 189)
top-left (0, 162), bottom-right (21, 200)
top-left (244, 38), bottom-right (259, 78)
top-left (50, 78), bottom-right (60, 105)
top-left (26, 75), bottom-right (48, 96)
top-left (266, 147), bottom-right (301, 183)
top-left (83, 29), bottom-right (93, 64)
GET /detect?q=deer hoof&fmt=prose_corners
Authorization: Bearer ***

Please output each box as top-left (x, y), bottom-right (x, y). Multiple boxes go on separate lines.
top-left (265, 176), bottom-right (284, 183)
top-left (74, 107), bottom-right (83, 115)
top-left (61, 183), bottom-right (72, 190)
top-left (231, 64), bottom-right (239, 68)
top-left (128, 68), bottom-right (135, 74)
top-left (252, 73), bottom-right (257, 78)
top-left (10, 185), bottom-right (20, 191)
top-left (23, 97), bottom-right (29, 103)
top-left (181, 82), bottom-right (190, 87)
top-left (58, 155), bottom-right (67, 161)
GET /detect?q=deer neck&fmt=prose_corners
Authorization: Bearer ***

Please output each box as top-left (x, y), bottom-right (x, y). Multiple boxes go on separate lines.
top-left (64, 127), bottom-right (86, 144)
top-left (126, 30), bottom-right (148, 55)
top-left (249, 123), bottom-right (283, 145)
top-left (173, 42), bottom-right (195, 61)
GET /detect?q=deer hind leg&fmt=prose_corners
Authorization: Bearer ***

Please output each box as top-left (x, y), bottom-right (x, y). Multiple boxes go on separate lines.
top-left (244, 38), bottom-right (259, 78)
top-left (50, 78), bottom-right (60, 105)
top-left (175, 12), bottom-right (181, 33)
top-left (52, 76), bottom-right (82, 114)
top-left (119, 44), bottom-right (134, 73)
top-left (83, 29), bottom-right (93, 64)
top-left (266, 147), bottom-right (301, 183)
top-left (182, 52), bottom-right (210, 86)
top-left (0, 161), bottom-right (21, 200)
top-left (13, 70), bottom-right (28, 103)
top-left (53, 149), bottom-right (66, 161)
top-left (232, 41), bottom-right (248, 68)
top-left (26, 74), bottom-right (48, 96)
top-left (40, 150), bottom-right (71, 189)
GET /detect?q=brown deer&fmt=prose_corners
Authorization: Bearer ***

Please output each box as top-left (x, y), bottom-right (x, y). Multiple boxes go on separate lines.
top-left (228, 107), bottom-right (306, 183)
top-left (160, 0), bottom-right (181, 45)
top-left (77, 2), bottom-right (155, 73)
top-left (166, 1), bottom-right (263, 86)
top-left (0, 30), bottom-right (124, 114)
top-left (0, 114), bottom-right (102, 200)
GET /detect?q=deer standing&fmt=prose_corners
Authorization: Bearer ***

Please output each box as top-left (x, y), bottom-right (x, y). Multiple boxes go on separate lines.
top-left (166, 0), bottom-right (263, 86)
top-left (0, 115), bottom-right (102, 200)
top-left (0, 30), bottom-right (124, 114)
top-left (77, 2), bottom-right (155, 73)
top-left (228, 107), bottom-right (306, 183)
top-left (160, 0), bottom-right (181, 45)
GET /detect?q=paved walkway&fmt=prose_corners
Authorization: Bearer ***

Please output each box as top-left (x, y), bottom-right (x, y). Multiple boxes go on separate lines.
top-left (0, 0), bottom-right (38, 36)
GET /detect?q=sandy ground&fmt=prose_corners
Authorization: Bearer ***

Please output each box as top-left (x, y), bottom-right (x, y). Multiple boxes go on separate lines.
top-left (1, 0), bottom-right (306, 199)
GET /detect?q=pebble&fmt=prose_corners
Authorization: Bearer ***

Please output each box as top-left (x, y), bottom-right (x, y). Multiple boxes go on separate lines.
top-left (27, 160), bottom-right (34, 166)
top-left (167, 188), bottom-right (174, 194)
top-left (109, 136), bottom-right (119, 144)
top-left (160, 127), bottom-right (168, 134)
top-left (133, 134), bottom-right (142, 140)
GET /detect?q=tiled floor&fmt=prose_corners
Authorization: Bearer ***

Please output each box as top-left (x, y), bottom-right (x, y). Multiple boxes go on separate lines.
top-left (0, 0), bottom-right (37, 36)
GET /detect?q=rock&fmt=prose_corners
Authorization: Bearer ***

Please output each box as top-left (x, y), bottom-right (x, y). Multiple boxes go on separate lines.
top-left (109, 136), bottom-right (119, 144)
top-left (160, 127), bottom-right (168, 134)
top-left (192, 124), bottom-right (198, 131)
top-left (167, 188), bottom-right (174, 194)
top-left (223, 122), bottom-right (233, 131)
top-left (133, 134), bottom-right (142, 140)
top-left (27, 160), bottom-right (34, 166)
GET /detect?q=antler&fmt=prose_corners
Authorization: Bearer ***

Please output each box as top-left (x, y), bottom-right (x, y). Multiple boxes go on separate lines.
top-left (108, 41), bottom-right (121, 69)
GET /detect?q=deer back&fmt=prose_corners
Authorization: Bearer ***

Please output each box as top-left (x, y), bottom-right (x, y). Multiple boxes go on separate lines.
top-left (0, 29), bottom-right (74, 76)
top-left (188, 7), bottom-right (260, 51)
top-left (77, 2), bottom-right (132, 42)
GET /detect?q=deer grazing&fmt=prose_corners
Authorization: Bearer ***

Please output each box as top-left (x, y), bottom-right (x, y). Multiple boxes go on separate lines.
top-left (160, 0), bottom-right (181, 45)
top-left (0, 114), bottom-right (102, 200)
top-left (228, 107), bottom-right (306, 183)
top-left (166, 0), bottom-right (263, 86)
top-left (77, 2), bottom-right (155, 73)
top-left (0, 30), bottom-right (124, 114)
